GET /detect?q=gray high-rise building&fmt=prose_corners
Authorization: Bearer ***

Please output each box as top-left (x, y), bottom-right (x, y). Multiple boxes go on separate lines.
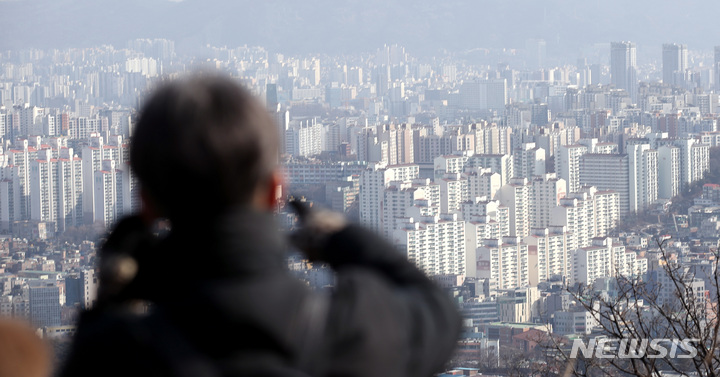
top-left (266, 83), bottom-right (278, 110)
top-left (611, 42), bottom-right (637, 101)
top-left (715, 46), bottom-right (720, 91)
top-left (662, 43), bottom-right (688, 86)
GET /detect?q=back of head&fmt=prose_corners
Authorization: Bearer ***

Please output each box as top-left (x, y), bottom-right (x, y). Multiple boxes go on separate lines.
top-left (131, 74), bottom-right (279, 224)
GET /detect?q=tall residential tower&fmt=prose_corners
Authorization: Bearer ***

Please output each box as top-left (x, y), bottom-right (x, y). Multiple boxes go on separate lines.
top-left (610, 42), bottom-right (637, 101)
top-left (662, 43), bottom-right (688, 87)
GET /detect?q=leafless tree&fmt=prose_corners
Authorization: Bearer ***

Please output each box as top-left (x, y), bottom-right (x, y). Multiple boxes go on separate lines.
top-left (547, 238), bottom-right (720, 377)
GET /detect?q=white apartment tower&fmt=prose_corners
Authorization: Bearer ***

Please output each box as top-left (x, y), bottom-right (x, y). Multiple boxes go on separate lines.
top-left (82, 134), bottom-right (126, 226)
top-left (438, 173), bottom-right (468, 214)
top-left (477, 237), bottom-right (529, 290)
top-left (627, 141), bottom-right (658, 213)
top-left (466, 168), bottom-right (502, 202)
top-left (658, 144), bottom-right (681, 199)
top-left (672, 139), bottom-right (710, 192)
top-left (0, 112), bottom-right (6, 139)
top-left (29, 147), bottom-right (83, 231)
top-left (572, 237), bottom-right (628, 286)
top-left (471, 122), bottom-right (512, 155)
top-left (434, 155), bottom-right (467, 176)
top-left (592, 188), bottom-right (621, 238)
top-left (496, 177), bottom-right (531, 237)
top-left (530, 173), bottom-right (566, 229)
top-left (29, 149), bottom-right (57, 227)
top-left (57, 152), bottom-right (84, 229)
top-left (464, 199), bottom-right (511, 278)
top-left (467, 154), bottom-right (513, 185)
top-left (378, 123), bottom-right (414, 164)
top-left (393, 213), bottom-right (467, 276)
top-left (359, 163), bottom-right (420, 235)
top-left (72, 117), bottom-right (100, 140)
top-left (382, 179), bottom-right (438, 240)
top-left (556, 144), bottom-right (587, 194)
top-left (93, 160), bottom-right (118, 228)
top-left (285, 119), bottom-right (323, 157)
top-left (551, 194), bottom-right (594, 251)
top-left (461, 198), bottom-right (510, 237)
top-left (6, 140), bottom-right (36, 221)
top-left (512, 142), bottom-right (545, 179)
top-left (524, 226), bottom-right (568, 286)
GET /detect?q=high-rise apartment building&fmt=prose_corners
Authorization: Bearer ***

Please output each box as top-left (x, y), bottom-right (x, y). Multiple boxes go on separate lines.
top-left (359, 163), bottom-right (419, 235)
top-left (462, 198), bottom-right (510, 239)
top-left (378, 123), bottom-right (414, 165)
top-left (382, 179), bottom-right (438, 239)
top-left (394, 213), bottom-right (467, 276)
top-left (496, 177), bottom-right (531, 238)
top-left (285, 119), bottom-right (323, 157)
top-left (591, 188), bottom-right (621, 238)
top-left (471, 122), bottom-right (512, 155)
top-left (671, 139), bottom-right (710, 192)
top-left (266, 83), bottom-right (278, 110)
top-left (610, 42), bottom-right (637, 101)
top-left (524, 226), bottom-right (568, 286)
top-left (0, 112), bottom-right (6, 139)
top-left (662, 43), bottom-right (688, 87)
top-left (65, 269), bottom-right (97, 309)
top-left (512, 142), bottom-right (545, 179)
top-left (572, 237), bottom-right (633, 286)
top-left (29, 150), bottom-right (56, 227)
top-left (466, 168), bottom-right (502, 201)
top-left (530, 173), bottom-right (566, 229)
top-left (464, 201), bottom-right (511, 268)
top-left (525, 39), bottom-right (547, 69)
top-left (556, 144), bottom-right (587, 194)
top-left (580, 153), bottom-right (630, 214)
top-left (551, 195), bottom-right (593, 251)
top-left (715, 46), bottom-right (720, 91)
top-left (550, 186), bottom-right (620, 252)
top-left (626, 141), bottom-right (658, 213)
top-left (467, 154), bottom-right (514, 185)
top-left (438, 173), bottom-right (468, 214)
top-left (82, 134), bottom-right (128, 226)
top-left (29, 147), bottom-right (83, 231)
top-left (0, 167), bottom-right (21, 232)
top-left (6, 140), bottom-right (34, 221)
top-left (477, 237), bottom-right (529, 290)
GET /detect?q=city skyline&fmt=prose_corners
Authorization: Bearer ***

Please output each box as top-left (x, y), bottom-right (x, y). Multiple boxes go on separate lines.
top-left (2, 0), bottom-right (720, 60)
top-left (1, 29), bottom-right (720, 374)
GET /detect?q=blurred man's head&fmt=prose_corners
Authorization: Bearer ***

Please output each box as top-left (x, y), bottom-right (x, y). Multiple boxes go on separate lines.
top-left (131, 74), bottom-right (280, 224)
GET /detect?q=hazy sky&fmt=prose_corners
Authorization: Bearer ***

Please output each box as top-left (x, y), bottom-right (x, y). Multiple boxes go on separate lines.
top-left (1, 0), bottom-right (718, 58)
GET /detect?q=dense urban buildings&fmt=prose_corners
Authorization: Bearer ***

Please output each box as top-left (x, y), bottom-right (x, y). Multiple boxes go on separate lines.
top-left (0, 38), bottom-right (719, 374)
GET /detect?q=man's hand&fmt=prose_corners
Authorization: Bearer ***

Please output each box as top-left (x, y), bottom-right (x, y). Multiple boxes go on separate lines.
top-left (289, 200), bottom-right (347, 261)
top-left (96, 215), bottom-right (154, 307)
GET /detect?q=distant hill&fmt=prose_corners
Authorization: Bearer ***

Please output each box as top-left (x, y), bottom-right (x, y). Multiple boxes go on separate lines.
top-left (0, 0), bottom-right (717, 57)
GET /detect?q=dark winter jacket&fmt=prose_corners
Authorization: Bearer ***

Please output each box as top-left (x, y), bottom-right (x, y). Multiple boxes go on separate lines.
top-left (59, 210), bottom-right (461, 377)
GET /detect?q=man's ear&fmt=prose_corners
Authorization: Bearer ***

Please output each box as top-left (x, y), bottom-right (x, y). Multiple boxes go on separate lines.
top-left (268, 169), bottom-right (285, 208)
top-left (255, 169), bottom-right (284, 211)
